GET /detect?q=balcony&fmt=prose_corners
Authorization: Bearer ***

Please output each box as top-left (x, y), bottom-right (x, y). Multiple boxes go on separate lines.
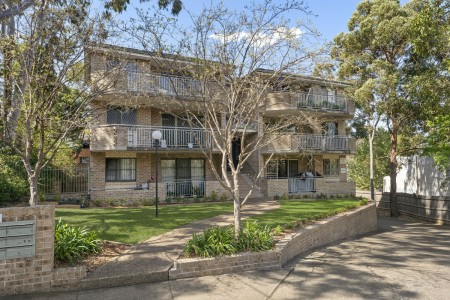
top-left (297, 92), bottom-right (348, 112)
top-left (90, 125), bottom-right (213, 151)
top-left (266, 92), bottom-right (354, 115)
top-left (127, 72), bottom-right (216, 97)
top-left (264, 134), bottom-right (356, 153)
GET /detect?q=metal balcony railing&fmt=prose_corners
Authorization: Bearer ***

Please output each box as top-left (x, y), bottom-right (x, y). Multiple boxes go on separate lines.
top-left (297, 92), bottom-right (348, 112)
top-left (127, 126), bottom-right (212, 149)
top-left (127, 72), bottom-right (214, 97)
top-left (164, 179), bottom-right (206, 198)
top-left (296, 134), bottom-right (353, 151)
top-left (265, 134), bottom-right (356, 153)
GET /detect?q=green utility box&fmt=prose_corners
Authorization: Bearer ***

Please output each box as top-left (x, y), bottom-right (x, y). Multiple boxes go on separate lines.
top-left (0, 220), bottom-right (36, 259)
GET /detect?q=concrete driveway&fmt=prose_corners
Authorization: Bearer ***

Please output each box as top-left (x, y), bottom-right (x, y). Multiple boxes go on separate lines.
top-left (6, 217), bottom-right (450, 300)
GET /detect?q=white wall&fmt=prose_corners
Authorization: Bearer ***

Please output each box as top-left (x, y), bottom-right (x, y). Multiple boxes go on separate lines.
top-left (383, 156), bottom-right (450, 197)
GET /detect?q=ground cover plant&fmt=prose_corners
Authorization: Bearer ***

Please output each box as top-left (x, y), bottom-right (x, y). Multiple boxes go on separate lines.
top-left (184, 221), bottom-right (273, 258)
top-left (54, 219), bottom-right (102, 265)
top-left (55, 203), bottom-right (233, 244)
top-left (184, 198), bottom-right (368, 257)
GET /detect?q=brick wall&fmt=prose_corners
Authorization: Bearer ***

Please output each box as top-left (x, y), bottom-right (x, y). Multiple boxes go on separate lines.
top-left (279, 204), bottom-right (376, 265)
top-left (0, 206), bottom-right (88, 295)
top-left (316, 178), bottom-right (355, 196)
top-left (90, 152), bottom-right (106, 190)
top-left (205, 181), bottom-right (233, 199)
top-left (169, 203), bottom-right (376, 279)
top-left (267, 179), bottom-right (289, 197)
top-left (0, 206), bottom-right (54, 294)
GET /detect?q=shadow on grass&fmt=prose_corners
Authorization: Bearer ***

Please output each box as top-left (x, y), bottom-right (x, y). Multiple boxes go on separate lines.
top-left (56, 203), bottom-right (233, 244)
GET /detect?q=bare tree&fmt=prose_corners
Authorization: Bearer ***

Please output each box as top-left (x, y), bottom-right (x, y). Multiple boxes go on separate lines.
top-left (0, 1), bottom-right (116, 205)
top-left (119, 0), bottom-right (321, 235)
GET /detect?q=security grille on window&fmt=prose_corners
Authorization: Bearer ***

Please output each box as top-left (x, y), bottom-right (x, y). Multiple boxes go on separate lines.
top-left (107, 107), bottom-right (137, 125)
top-left (323, 159), bottom-right (339, 176)
top-left (105, 158), bottom-right (136, 182)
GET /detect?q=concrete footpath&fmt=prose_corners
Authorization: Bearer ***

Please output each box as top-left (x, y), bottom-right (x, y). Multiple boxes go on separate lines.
top-left (7, 216), bottom-right (450, 300)
top-left (78, 200), bottom-right (280, 289)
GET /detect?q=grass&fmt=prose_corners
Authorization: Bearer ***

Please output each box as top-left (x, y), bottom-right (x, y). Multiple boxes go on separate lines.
top-left (55, 203), bottom-right (233, 244)
top-left (247, 198), bottom-right (367, 229)
top-left (55, 198), bottom-right (367, 245)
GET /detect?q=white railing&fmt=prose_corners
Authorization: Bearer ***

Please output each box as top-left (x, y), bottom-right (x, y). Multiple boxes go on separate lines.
top-left (164, 179), bottom-right (206, 198)
top-left (127, 126), bottom-right (212, 149)
top-left (265, 134), bottom-right (355, 153)
top-left (288, 178), bottom-right (316, 193)
top-left (296, 134), bottom-right (353, 151)
top-left (297, 92), bottom-right (348, 112)
top-left (128, 72), bottom-right (213, 97)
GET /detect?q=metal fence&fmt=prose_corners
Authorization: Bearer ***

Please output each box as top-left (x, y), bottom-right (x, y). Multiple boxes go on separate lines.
top-left (288, 178), bottom-right (316, 193)
top-left (165, 179), bottom-right (206, 198)
top-left (39, 165), bottom-right (89, 195)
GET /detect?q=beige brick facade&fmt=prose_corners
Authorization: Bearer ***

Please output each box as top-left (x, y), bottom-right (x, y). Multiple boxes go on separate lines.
top-left (87, 46), bottom-right (356, 201)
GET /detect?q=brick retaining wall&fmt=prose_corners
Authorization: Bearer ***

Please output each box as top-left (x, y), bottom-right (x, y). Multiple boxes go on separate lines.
top-left (169, 203), bottom-right (376, 279)
top-left (0, 206), bottom-right (87, 295)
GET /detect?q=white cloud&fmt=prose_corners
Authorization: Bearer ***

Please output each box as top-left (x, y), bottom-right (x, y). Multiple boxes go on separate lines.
top-left (209, 27), bottom-right (302, 47)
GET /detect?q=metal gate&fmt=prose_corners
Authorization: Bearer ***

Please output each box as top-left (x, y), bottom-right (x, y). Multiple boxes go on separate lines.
top-left (39, 165), bottom-right (89, 195)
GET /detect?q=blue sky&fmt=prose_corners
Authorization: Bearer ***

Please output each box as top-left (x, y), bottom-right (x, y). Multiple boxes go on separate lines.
top-left (109, 0), bottom-right (409, 43)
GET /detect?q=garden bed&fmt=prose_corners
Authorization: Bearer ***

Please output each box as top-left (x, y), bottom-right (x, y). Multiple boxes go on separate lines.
top-left (170, 202), bottom-right (376, 279)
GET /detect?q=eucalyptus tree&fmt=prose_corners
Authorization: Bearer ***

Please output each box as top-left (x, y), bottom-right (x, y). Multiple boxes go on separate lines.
top-left (333, 0), bottom-right (449, 216)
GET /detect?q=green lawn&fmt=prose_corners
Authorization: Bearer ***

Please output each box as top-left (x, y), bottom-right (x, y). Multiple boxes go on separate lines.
top-left (55, 203), bottom-right (233, 244)
top-left (56, 199), bottom-right (366, 244)
top-left (247, 199), bottom-right (367, 228)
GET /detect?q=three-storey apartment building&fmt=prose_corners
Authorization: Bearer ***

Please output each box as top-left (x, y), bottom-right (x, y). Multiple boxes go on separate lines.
top-left (87, 45), bottom-right (356, 202)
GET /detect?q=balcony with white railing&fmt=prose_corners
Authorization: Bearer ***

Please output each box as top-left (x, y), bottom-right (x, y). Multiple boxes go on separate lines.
top-left (263, 134), bottom-right (356, 153)
top-left (127, 72), bottom-right (217, 97)
top-left (297, 92), bottom-right (348, 112)
top-left (90, 125), bottom-right (213, 151)
top-left (266, 92), bottom-right (354, 115)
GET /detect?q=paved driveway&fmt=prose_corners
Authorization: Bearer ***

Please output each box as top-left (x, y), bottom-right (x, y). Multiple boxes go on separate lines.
top-left (6, 217), bottom-right (450, 300)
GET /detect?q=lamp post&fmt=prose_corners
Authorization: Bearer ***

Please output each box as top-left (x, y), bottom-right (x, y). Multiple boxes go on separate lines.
top-left (152, 130), bottom-right (162, 218)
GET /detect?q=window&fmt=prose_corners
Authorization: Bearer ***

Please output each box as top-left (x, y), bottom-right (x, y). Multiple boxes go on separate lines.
top-left (127, 62), bottom-right (138, 87)
top-left (322, 122), bottom-right (338, 136)
top-left (106, 158), bottom-right (136, 182)
top-left (266, 160), bottom-right (298, 179)
top-left (107, 107), bottom-right (137, 125)
top-left (161, 159), bottom-right (205, 197)
top-left (80, 157), bottom-right (90, 164)
top-left (323, 159), bottom-right (339, 176)
top-left (106, 59), bottom-right (120, 71)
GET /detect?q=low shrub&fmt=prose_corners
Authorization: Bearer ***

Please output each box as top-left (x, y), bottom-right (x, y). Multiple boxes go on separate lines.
top-left (237, 221), bottom-right (273, 252)
top-left (54, 219), bottom-right (102, 265)
top-left (184, 226), bottom-right (236, 257)
top-left (184, 221), bottom-right (274, 258)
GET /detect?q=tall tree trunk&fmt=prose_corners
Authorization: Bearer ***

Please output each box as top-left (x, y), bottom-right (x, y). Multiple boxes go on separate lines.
top-left (232, 172), bottom-right (242, 238)
top-left (389, 118), bottom-right (399, 217)
top-left (369, 131), bottom-right (375, 201)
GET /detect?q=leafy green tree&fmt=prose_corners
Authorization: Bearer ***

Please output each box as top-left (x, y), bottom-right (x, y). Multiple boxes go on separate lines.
top-left (411, 1), bottom-right (450, 171)
top-left (348, 129), bottom-right (391, 190)
top-left (0, 1), bottom-right (114, 206)
top-left (0, 145), bottom-right (29, 205)
top-left (333, 0), bottom-right (449, 216)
